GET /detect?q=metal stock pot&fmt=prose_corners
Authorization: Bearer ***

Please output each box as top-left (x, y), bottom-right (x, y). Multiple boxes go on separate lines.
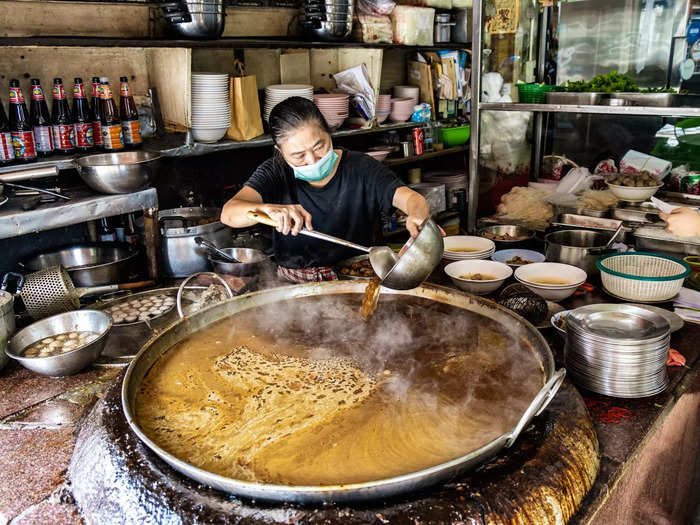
top-left (159, 207), bottom-right (233, 277)
top-left (123, 281), bottom-right (565, 504)
top-left (545, 229), bottom-right (615, 275)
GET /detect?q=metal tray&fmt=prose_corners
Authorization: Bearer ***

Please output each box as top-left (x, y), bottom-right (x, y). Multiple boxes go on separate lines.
top-left (633, 226), bottom-right (700, 256)
top-left (612, 93), bottom-right (700, 108)
top-left (552, 214), bottom-right (622, 231)
top-left (546, 92), bottom-right (604, 105)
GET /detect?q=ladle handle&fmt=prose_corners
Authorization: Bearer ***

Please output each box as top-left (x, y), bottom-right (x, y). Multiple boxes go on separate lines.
top-left (75, 280), bottom-right (155, 298)
top-left (504, 368), bottom-right (566, 448)
top-left (246, 211), bottom-right (370, 253)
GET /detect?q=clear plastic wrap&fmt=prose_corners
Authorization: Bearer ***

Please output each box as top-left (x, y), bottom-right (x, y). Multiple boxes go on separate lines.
top-left (352, 15), bottom-right (393, 43)
top-left (356, 0), bottom-right (395, 16)
top-left (391, 6), bottom-right (435, 46)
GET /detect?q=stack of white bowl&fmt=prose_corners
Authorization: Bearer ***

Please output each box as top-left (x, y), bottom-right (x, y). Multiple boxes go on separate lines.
top-left (313, 94), bottom-right (349, 130)
top-left (393, 85), bottom-right (419, 106)
top-left (442, 236), bottom-right (495, 262)
top-left (376, 94), bottom-right (391, 123)
top-left (566, 304), bottom-right (670, 398)
top-left (514, 262), bottom-right (587, 302)
top-left (191, 72), bottom-right (231, 143)
top-left (264, 84), bottom-right (314, 122)
top-left (390, 97), bottom-right (416, 123)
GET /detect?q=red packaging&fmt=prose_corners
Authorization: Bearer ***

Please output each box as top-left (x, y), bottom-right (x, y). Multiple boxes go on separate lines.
top-left (412, 127), bottom-right (424, 156)
top-left (0, 132), bottom-right (13, 162)
top-left (11, 130), bottom-right (37, 160)
top-left (52, 124), bottom-right (75, 151)
top-left (73, 122), bottom-right (94, 148)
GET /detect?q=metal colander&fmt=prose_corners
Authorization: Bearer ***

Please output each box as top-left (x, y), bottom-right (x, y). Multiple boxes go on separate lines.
top-left (20, 265), bottom-right (81, 319)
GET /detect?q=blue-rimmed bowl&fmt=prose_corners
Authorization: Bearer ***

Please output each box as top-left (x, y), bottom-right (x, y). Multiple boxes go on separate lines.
top-left (492, 249), bottom-right (546, 269)
top-left (596, 252), bottom-right (690, 302)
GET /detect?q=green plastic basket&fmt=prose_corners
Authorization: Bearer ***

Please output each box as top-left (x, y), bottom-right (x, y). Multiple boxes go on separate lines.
top-left (517, 84), bottom-right (556, 104)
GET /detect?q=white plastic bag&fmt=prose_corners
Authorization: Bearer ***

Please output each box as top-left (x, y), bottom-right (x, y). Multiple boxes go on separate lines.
top-left (391, 6), bottom-right (435, 45)
top-left (357, 0), bottom-right (395, 15)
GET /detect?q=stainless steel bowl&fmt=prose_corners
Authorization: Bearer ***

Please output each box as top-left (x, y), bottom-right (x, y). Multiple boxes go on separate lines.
top-left (207, 248), bottom-right (270, 276)
top-left (478, 225), bottom-right (535, 245)
top-left (7, 310), bottom-right (112, 376)
top-left (171, 11), bottom-right (225, 38)
top-left (303, 20), bottom-right (353, 40)
top-left (24, 243), bottom-right (141, 287)
top-left (75, 151), bottom-right (163, 195)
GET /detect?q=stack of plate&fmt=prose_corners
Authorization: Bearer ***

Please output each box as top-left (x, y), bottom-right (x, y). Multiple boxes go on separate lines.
top-left (264, 84), bottom-right (314, 122)
top-left (313, 94), bottom-right (349, 130)
top-left (376, 94), bottom-right (391, 123)
top-left (393, 85), bottom-right (419, 106)
top-left (443, 235), bottom-right (495, 261)
top-left (390, 97), bottom-right (415, 123)
top-left (566, 304), bottom-right (670, 398)
top-left (424, 171), bottom-right (468, 209)
top-left (191, 72), bottom-right (230, 143)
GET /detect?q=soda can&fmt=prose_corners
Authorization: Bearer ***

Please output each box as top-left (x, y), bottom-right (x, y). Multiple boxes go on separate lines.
top-left (412, 127), bottom-right (424, 156)
top-left (681, 174), bottom-right (700, 195)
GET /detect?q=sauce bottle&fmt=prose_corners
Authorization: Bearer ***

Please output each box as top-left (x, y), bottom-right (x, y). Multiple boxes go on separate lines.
top-left (99, 77), bottom-right (124, 152)
top-left (119, 77), bottom-right (142, 149)
top-left (8, 79), bottom-right (37, 163)
top-left (0, 99), bottom-right (16, 166)
top-left (72, 78), bottom-right (94, 152)
top-left (89, 77), bottom-right (103, 148)
top-left (51, 78), bottom-right (75, 154)
top-left (29, 79), bottom-right (54, 157)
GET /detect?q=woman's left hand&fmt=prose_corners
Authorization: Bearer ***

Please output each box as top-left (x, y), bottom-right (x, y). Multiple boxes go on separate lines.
top-left (659, 207), bottom-right (700, 237)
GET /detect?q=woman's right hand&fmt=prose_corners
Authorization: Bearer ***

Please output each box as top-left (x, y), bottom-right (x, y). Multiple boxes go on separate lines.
top-left (256, 204), bottom-right (313, 236)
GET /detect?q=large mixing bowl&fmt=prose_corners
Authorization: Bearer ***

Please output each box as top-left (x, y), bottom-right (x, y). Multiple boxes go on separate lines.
top-left (76, 151), bottom-right (163, 194)
top-left (123, 281), bottom-right (564, 504)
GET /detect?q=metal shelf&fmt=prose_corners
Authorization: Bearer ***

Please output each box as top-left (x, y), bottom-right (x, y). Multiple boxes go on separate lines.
top-left (384, 145), bottom-right (468, 167)
top-left (0, 187), bottom-right (157, 239)
top-left (0, 36), bottom-right (470, 50)
top-left (479, 102), bottom-right (700, 117)
top-left (0, 122), bottom-right (422, 174)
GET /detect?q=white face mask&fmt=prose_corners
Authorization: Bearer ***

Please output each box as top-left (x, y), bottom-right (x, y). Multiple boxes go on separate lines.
top-left (287, 143), bottom-right (338, 182)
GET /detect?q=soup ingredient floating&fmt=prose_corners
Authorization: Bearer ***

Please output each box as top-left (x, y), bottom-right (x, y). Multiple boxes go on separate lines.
top-left (23, 331), bottom-right (99, 358)
top-left (104, 293), bottom-right (174, 324)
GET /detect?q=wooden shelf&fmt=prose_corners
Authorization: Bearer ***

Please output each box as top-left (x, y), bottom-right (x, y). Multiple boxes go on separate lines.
top-left (384, 145), bottom-right (468, 167)
top-left (0, 36), bottom-right (471, 50)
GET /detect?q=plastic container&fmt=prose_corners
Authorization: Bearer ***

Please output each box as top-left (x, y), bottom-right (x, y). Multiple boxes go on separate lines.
top-left (517, 84), bottom-right (556, 104)
top-left (596, 252), bottom-right (690, 302)
top-left (439, 124), bottom-right (470, 147)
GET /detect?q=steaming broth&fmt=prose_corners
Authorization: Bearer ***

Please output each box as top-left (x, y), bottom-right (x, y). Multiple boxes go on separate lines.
top-left (136, 295), bottom-right (545, 486)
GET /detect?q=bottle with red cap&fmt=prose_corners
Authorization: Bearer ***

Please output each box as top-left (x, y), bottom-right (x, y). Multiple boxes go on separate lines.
top-left (89, 77), bottom-right (103, 148)
top-left (99, 77), bottom-right (124, 152)
top-left (0, 99), bottom-right (15, 166)
top-left (119, 76), bottom-right (142, 149)
top-left (51, 78), bottom-right (74, 154)
top-left (29, 79), bottom-right (54, 157)
top-left (72, 78), bottom-right (94, 152)
top-left (8, 79), bottom-right (37, 163)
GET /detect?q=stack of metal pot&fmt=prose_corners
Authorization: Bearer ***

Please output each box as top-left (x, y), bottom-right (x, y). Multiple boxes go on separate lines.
top-left (160, 0), bottom-right (225, 39)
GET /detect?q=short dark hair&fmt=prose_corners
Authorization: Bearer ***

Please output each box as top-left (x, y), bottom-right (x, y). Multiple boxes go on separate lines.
top-left (268, 96), bottom-right (331, 145)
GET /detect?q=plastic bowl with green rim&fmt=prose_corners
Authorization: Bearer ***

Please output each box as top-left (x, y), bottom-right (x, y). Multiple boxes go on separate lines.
top-left (684, 255), bottom-right (700, 273)
top-left (596, 252), bottom-right (690, 302)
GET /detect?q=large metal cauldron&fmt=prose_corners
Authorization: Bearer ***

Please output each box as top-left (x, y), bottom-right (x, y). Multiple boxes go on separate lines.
top-left (122, 281), bottom-right (565, 504)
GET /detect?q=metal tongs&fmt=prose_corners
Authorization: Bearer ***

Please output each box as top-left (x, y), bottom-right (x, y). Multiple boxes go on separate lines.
top-left (246, 211), bottom-right (444, 290)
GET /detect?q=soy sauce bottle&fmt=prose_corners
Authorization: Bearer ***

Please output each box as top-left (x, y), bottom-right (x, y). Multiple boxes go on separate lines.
top-left (29, 79), bottom-right (54, 157)
top-left (89, 77), bottom-right (103, 148)
top-left (51, 78), bottom-right (74, 154)
top-left (8, 79), bottom-right (37, 163)
top-left (0, 100), bottom-right (15, 166)
top-left (119, 77), bottom-right (142, 149)
top-left (72, 78), bottom-right (94, 152)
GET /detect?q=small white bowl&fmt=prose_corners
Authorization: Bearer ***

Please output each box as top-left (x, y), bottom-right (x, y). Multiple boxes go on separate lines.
top-left (606, 182), bottom-right (663, 203)
top-left (444, 235), bottom-right (496, 255)
top-left (444, 260), bottom-right (513, 295)
top-left (492, 249), bottom-right (546, 268)
top-left (191, 127), bottom-right (228, 143)
top-left (515, 262), bottom-right (586, 301)
top-left (550, 309), bottom-right (571, 334)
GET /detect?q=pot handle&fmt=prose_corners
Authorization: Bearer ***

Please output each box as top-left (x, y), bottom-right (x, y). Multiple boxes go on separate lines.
top-left (158, 215), bottom-right (189, 230)
top-left (1, 272), bottom-right (24, 294)
top-left (504, 368), bottom-right (566, 448)
top-left (176, 272), bottom-right (234, 319)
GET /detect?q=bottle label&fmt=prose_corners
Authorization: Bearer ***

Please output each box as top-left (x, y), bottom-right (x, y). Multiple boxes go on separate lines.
top-left (52, 84), bottom-right (66, 99)
top-left (52, 124), bottom-right (75, 150)
top-left (10, 131), bottom-right (37, 159)
top-left (100, 84), bottom-right (112, 100)
top-left (102, 123), bottom-right (124, 150)
top-left (74, 123), bottom-right (94, 148)
top-left (0, 132), bottom-right (14, 162)
top-left (92, 83), bottom-right (101, 98)
top-left (9, 88), bottom-right (24, 104)
top-left (33, 125), bottom-right (54, 153)
top-left (31, 86), bottom-right (45, 100)
top-left (120, 82), bottom-right (131, 97)
top-left (73, 83), bottom-right (86, 98)
top-left (92, 120), bottom-right (103, 146)
top-left (121, 120), bottom-right (142, 145)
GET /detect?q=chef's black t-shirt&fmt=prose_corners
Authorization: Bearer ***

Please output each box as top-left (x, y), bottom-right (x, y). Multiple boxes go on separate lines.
top-left (244, 149), bottom-right (403, 269)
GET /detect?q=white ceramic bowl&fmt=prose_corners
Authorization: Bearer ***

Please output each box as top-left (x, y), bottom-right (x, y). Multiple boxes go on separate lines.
top-left (606, 182), bottom-right (663, 203)
top-left (191, 127), bottom-right (228, 143)
top-left (444, 260), bottom-right (513, 295)
top-left (491, 249), bottom-right (546, 268)
top-left (444, 235), bottom-right (495, 255)
top-left (515, 262), bottom-right (586, 301)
